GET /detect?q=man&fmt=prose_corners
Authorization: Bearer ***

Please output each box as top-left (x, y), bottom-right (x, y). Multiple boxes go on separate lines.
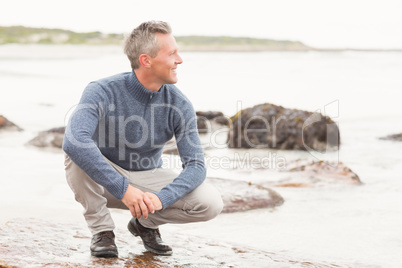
top-left (63, 21), bottom-right (223, 258)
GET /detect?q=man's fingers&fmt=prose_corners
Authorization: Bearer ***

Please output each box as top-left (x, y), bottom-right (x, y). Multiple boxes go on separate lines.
top-left (129, 206), bottom-right (136, 218)
top-left (143, 194), bottom-right (155, 213)
top-left (139, 201), bottom-right (149, 219)
top-left (133, 204), bottom-right (142, 219)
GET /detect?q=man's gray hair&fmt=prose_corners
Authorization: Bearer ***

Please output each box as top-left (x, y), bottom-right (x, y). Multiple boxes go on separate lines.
top-left (124, 21), bottom-right (172, 69)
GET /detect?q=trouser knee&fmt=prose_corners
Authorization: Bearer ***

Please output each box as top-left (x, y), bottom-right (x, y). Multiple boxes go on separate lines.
top-left (202, 197), bottom-right (224, 221)
top-left (193, 184), bottom-right (224, 222)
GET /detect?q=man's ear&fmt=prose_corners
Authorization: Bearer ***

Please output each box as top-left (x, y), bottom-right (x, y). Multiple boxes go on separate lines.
top-left (139, 54), bottom-right (151, 68)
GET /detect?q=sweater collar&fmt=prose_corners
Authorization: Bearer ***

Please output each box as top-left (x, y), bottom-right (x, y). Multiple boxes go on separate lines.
top-left (126, 70), bottom-right (163, 103)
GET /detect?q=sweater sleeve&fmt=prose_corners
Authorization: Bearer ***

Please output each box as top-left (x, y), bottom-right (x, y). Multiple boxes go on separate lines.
top-left (62, 82), bottom-right (129, 200)
top-left (155, 101), bottom-right (206, 209)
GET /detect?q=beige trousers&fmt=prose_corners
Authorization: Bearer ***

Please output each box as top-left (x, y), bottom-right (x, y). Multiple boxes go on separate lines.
top-left (64, 154), bottom-right (223, 235)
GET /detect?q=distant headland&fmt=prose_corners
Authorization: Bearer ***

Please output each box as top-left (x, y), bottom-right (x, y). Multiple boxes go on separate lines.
top-left (0, 26), bottom-right (400, 52)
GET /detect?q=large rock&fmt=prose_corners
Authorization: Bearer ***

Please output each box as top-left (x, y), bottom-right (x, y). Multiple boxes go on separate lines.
top-left (196, 111), bottom-right (229, 133)
top-left (262, 160), bottom-right (361, 188)
top-left (0, 115), bottom-right (22, 131)
top-left (163, 112), bottom-right (230, 155)
top-left (27, 126), bottom-right (65, 148)
top-left (228, 103), bottom-right (339, 151)
top-left (379, 133), bottom-right (402, 141)
top-left (0, 218), bottom-right (336, 267)
top-left (207, 177), bottom-right (284, 212)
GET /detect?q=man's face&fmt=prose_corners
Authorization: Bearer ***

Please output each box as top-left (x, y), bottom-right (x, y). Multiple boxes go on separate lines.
top-left (149, 33), bottom-right (183, 85)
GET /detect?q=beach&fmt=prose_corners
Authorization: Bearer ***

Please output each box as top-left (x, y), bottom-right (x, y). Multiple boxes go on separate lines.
top-left (1, 44), bottom-right (402, 267)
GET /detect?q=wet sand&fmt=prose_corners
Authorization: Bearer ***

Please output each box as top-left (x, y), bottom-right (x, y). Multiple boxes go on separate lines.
top-left (0, 217), bottom-right (338, 268)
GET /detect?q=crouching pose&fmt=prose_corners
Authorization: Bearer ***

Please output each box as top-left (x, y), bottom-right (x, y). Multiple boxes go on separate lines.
top-left (63, 21), bottom-right (223, 258)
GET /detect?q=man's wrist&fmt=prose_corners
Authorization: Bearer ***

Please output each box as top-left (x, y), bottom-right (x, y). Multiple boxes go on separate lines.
top-left (155, 192), bottom-right (170, 210)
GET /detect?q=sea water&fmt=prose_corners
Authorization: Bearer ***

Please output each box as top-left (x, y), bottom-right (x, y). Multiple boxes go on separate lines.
top-left (1, 44), bottom-right (402, 267)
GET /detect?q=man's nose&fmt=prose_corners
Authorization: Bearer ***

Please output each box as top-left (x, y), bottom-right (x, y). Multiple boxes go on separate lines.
top-left (176, 53), bottom-right (183, 64)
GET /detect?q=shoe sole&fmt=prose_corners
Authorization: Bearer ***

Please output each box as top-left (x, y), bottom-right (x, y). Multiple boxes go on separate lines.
top-left (127, 221), bottom-right (173, 256)
top-left (144, 244), bottom-right (173, 256)
top-left (91, 250), bottom-right (118, 258)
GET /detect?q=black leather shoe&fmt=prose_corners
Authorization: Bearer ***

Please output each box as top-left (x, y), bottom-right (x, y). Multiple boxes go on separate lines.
top-left (128, 218), bottom-right (173, 256)
top-left (90, 231), bottom-right (118, 258)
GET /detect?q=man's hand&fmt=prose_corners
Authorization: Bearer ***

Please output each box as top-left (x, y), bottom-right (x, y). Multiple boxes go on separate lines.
top-left (144, 192), bottom-right (163, 211)
top-left (121, 185), bottom-right (155, 219)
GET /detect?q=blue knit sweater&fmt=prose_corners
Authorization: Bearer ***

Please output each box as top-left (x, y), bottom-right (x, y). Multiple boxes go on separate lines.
top-left (62, 71), bottom-right (206, 209)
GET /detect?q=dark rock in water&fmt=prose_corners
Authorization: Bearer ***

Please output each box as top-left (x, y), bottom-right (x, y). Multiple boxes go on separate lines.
top-left (379, 133), bottom-right (402, 141)
top-left (196, 111), bottom-right (226, 121)
top-left (162, 120), bottom-right (229, 155)
top-left (0, 115), bottom-right (23, 131)
top-left (0, 218), bottom-right (335, 267)
top-left (228, 103), bottom-right (340, 151)
top-left (215, 116), bottom-right (230, 126)
top-left (263, 160), bottom-right (361, 188)
top-left (197, 117), bottom-right (209, 133)
top-left (196, 111), bottom-right (230, 133)
top-left (27, 126), bottom-right (65, 148)
top-left (206, 177), bottom-right (284, 212)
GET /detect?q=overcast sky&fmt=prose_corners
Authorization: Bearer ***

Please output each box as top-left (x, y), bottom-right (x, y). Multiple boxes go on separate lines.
top-left (1, 0), bottom-right (401, 49)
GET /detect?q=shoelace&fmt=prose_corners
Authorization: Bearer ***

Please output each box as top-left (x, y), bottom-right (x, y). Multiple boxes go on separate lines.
top-left (95, 232), bottom-right (114, 242)
top-left (145, 228), bottom-right (162, 240)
